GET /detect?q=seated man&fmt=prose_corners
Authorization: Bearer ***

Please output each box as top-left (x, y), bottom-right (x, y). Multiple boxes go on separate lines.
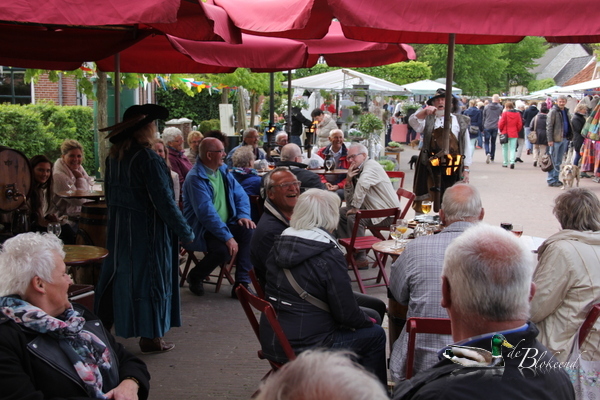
top-left (276, 143), bottom-right (326, 191)
top-left (531, 188), bottom-right (600, 361)
top-left (337, 143), bottom-right (400, 268)
top-left (316, 129), bottom-right (349, 199)
top-left (183, 138), bottom-right (256, 297)
top-left (393, 224), bottom-right (575, 400)
top-left (225, 128), bottom-right (266, 168)
top-left (389, 183), bottom-right (484, 381)
top-left (268, 131), bottom-right (288, 161)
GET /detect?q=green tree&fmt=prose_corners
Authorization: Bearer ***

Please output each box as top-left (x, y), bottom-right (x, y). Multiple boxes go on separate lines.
top-left (355, 61), bottom-right (432, 85)
top-left (528, 78), bottom-right (556, 93)
top-left (292, 64), bottom-right (339, 79)
top-left (500, 37), bottom-right (547, 89)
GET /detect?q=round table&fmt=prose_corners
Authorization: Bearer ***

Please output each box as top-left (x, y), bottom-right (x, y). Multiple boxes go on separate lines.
top-left (64, 245), bottom-right (109, 286)
top-left (56, 190), bottom-right (105, 202)
top-left (371, 239), bottom-right (408, 353)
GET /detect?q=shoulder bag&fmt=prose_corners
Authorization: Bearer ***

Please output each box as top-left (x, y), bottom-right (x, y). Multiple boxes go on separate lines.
top-left (540, 147), bottom-right (554, 172)
top-left (499, 132), bottom-right (509, 144)
top-left (528, 116), bottom-right (538, 144)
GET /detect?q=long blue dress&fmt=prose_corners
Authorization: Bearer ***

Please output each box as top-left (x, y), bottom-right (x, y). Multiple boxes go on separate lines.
top-left (96, 144), bottom-right (194, 339)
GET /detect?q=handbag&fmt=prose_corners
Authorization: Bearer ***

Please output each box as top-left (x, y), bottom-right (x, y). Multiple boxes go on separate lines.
top-left (469, 125), bottom-right (479, 138)
top-left (540, 153), bottom-right (554, 172)
top-left (564, 331), bottom-right (600, 399)
top-left (499, 133), bottom-right (508, 144)
top-left (528, 116), bottom-right (538, 144)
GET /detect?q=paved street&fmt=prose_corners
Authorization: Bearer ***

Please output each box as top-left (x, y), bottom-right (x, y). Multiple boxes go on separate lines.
top-left (114, 144), bottom-right (600, 399)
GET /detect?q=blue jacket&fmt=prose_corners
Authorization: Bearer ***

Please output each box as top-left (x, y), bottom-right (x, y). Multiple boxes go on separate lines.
top-left (182, 160), bottom-right (251, 252)
top-left (463, 106), bottom-right (483, 131)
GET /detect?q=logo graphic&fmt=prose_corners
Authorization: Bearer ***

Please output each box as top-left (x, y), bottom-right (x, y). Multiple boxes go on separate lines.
top-left (444, 334), bottom-right (513, 367)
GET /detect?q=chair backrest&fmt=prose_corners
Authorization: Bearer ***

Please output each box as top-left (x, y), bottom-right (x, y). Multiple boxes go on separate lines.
top-left (235, 285), bottom-right (296, 362)
top-left (406, 317), bottom-right (452, 379)
top-left (397, 188), bottom-right (416, 220)
top-left (386, 171), bottom-right (405, 188)
top-left (579, 303), bottom-right (600, 347)
top-left (249, 194), bottom-right (265, 218)
top-left (349, 207), bottom-right (400, 245)
top-left (248, 268), bottom-right (265, 299)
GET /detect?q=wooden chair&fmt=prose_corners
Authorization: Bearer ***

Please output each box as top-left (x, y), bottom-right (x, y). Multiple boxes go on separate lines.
top-left (386, 170), bottom-right (405, 188)
top-left (579, 303), bottom-right (600, 347)
top-left (235, 284), bottom-right (296, 378)
top-left (179, 249), bottom-right (236, 293)
top-left (405, 317), bottom-right (452, 379)
top-left (248, 268), bottom-right (265, 299)
top-left (339, 207), bottom-right (400, 294)
top-left (397, 188), bottom-right (416, 219)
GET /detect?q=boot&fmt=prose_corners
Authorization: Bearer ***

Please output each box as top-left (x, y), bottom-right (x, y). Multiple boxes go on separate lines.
top-left (139, 337), bottom-right (175, 354)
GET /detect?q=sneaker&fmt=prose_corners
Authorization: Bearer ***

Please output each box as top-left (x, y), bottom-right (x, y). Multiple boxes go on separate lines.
top-left (548, 182), bottom-right (562, 187)
top-left (515, 158), bottom-right (524, 163)
top-left (510, 164), bottom-right (515, 169)
top-left (533, 161), bottom-right (537, 167)
top-left (593, 177), bottom-right (600, 183)
top-left (502, 164), bottom-right (508, 168)
top-left (486, 154), bottom-right (491, 164)
top-left (581, 172), bottom-right (592, 178)
top-left (139, 337), bottom-right (175, 354)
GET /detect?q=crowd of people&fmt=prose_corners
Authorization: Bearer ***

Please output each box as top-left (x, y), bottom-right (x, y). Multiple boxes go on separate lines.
top-left (4, 95), bottom-right (600, 399)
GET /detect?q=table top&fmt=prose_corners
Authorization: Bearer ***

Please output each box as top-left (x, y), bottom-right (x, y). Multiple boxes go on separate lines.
top-left (56, 190), bottom-right (105, 200)
top-left (372, 240), bottom-right (406, 256)
top-left (311, 169), bottom-right (348, 175)
top-left (64, 245), bottom-right (109, 265)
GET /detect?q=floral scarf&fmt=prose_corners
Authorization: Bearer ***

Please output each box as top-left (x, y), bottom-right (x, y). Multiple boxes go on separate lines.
top-left (232, 167), bottom-right (258, 176)
top-left (0, 296), bottom-right (114, 398)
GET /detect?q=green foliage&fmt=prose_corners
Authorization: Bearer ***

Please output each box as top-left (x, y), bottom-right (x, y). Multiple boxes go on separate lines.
top-left (501, 37), bottom-right (547, 89)
top-left (293, 64), bottom-right (340, 79)
top-left (358, 113), bottom-right (384, 134)
top-left (203, 69), bottom-right (283, 95)
top-left (156, 87), bottom-right (225, 131)
top-left (349, 105), bottom-right (362, 116)
top-left (402, 104), bottom-right (420, 115)
top-left (377, 158), bottom-right (395, 171)
top-left (528, 78), bottom-right (556, 93)
top-left (199, 119), bottom-right (221, 133)
top-left (355, 61), bottom-right (432, 85)
top-left (0, 103), bottom-right (94, 172)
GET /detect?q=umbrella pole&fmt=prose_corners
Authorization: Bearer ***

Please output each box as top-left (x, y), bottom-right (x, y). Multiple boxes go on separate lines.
top-left (287, 70), bottom-right (292, 134)
top-left (114, 53), bottom-right (121, 123)
top-left (443, 34), bottom-right (455, 155)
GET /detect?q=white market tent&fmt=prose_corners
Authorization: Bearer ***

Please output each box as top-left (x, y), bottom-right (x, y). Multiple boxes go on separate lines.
top-left (402, 79), bottom-right (462, 96)
top-left (560, 78), bottom-right (600, 93)
top-left (290, 68), bottom-right (411, 95)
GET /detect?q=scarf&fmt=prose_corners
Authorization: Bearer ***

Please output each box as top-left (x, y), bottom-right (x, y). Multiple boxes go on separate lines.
top-left (232, 167), bottom-right (258, 176)
top-left (0, 296), bottom-right (114, 398)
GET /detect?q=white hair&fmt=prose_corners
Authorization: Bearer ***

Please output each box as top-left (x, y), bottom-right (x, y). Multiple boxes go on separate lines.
top-left (441, 183), bottom-right (482, 223)
top-left (442, 224), bottom-right (533, 321)
top-left (348, 143), bottom-right (368, 158)
top-left (275, 132), bottom-right (288, 143)
top-left (280, 143), bottom-right (302, 162)
top-left (254, 350), bottom-right (388, 400)
top-left (162, 127), bottom-right (183, 144)
top-left (329, 129), bottom-right (343, 138)
top-left (0, 232), bottom-right (65, 297)
top-left (291, 189), bottom-right (340, 232)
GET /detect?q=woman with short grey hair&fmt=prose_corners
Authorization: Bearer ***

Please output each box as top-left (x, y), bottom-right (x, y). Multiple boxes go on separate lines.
top-left (231, 146), bottom-right (261, 222)
top-left (162, 126), bottom-right (192, 194)
top-left (260, 189), bottom-right (387, 386)
top-left (531, 187), bottom-right (600, 362)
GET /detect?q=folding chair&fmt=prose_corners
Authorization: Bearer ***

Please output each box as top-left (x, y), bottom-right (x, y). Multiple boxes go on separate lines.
top-left (386, 171), bottom-right (406, 188)
top-left (339, 207), bottom-right (400, 294)
top-left (179, 249), bottom-right (236, 293)
top-left (248, 268), bottom-right (265, 299)
top-left (579, 303), bottom-right (600, 347)
top-left (405, 317), bottom-right (452, 379)
top-left (235, 285), bottom-right (296, 379)
top-left (397, 188), bottom-right (416, 219)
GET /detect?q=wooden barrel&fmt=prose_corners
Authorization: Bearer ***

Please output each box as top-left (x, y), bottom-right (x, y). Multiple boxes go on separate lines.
top-left (0, 146), bottom-right (31, 212)
top-left (76, 202), bottom-right (108, 248)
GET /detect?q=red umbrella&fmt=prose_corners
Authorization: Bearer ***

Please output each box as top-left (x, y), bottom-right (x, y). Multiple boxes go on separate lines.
top-left (0, 0), bottom-right (241, 70)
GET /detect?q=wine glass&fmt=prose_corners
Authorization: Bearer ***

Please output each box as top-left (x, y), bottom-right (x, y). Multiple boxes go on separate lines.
top-left (421, 201), bottom-right (433, 215)
top-left (88, 176), bottom-right (96, 193)
top-left (325, 158), bottom-right (335, 172)
top-left (390, 223), bottom-right (401, 249)
top-left (66, 181), bottom-right (74, 194)
top-left (396, 219), bottom-right (409, 245)
top-left (511, 224), bottom-right (523, 238)
top-left (47, 222), bottom-right (61, 237)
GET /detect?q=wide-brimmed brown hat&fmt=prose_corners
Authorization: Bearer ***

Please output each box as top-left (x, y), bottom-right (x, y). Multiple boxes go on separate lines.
top-left (426, 89), bottom-right (459, 112)
top-left (100, 104), bottom-right (168, 144)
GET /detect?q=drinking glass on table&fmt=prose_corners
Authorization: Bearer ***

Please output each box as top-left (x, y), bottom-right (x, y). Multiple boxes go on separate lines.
top-left (390, 223), bottom-right (401, 249)
top-left (325, 158), bottom-right (335, 171)
top-left (87, 176), bottom-right (96, 193)
top-left (421, 200), bottom-right (433, 215)
top-left (396, 219), bottom-right (408, 246)
top-left (47, 222), bottom-right (62, 237)
top-left (66, 181), bottom-right (74, 194)
top-left (511, 224), bottom-right (523, 238)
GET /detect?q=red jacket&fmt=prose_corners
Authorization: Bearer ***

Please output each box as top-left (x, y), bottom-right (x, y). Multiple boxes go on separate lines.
top-left (498, 110), bottom-right (523, 139)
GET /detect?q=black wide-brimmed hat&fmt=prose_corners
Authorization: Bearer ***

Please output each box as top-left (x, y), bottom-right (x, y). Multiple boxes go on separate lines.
top-left (426, 89), bottom-right (459, 112)
top-left (100, 104), bottom-right (169, 144)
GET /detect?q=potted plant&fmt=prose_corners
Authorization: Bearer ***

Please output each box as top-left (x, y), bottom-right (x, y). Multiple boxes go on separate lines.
top-left (386, 141), bottom-right (404, 152)
top-left (357, 113), bottom-right (385, 158)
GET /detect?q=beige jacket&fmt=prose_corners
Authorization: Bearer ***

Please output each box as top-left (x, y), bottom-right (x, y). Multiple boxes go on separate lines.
top-left (317, 115), bottom-right (338, 148)
top-left (344, 158), bottom-right (399, 224)
top-left (531, 229), bottom-right (600, 361)
top-left (52, 158), bottom-right (90, 218)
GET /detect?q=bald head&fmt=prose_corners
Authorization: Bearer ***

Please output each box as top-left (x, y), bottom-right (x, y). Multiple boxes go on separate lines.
top-left (199, 137), bottom-right (225, 170)
top-left (280, 143), bottom-right (302, 162)
top-left (440, 183), bottom-right (484, 225)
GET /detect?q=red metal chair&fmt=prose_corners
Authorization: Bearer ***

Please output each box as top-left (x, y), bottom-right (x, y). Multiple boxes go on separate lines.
top-left (386, 170), bottom-right (405, 188)
top-left (339, 207), bottom-right (400, 294)
top-left (579, 303), bottom-right (600, 347)
top-left (235, 284), bottom-right (296, 379)
top-left (179, 249), bottom-right (236, 293)
top-left (248, 268), bottom-right (265, 299)
top-left (397, 188), bottom-right (416, 219)
top-left (405, 317), bottom-right (452, 379)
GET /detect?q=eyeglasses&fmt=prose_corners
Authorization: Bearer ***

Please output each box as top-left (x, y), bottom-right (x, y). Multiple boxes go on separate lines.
top-left (271, 181), bottom-right (301, 189)
top-left (208, 149), bottom-right (226, 154)
top-left (347, 152), bottom-right (365, 160)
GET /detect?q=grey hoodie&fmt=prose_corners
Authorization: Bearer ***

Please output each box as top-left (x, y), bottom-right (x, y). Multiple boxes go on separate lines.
top-left (482, 102), bottom-right (503, 129)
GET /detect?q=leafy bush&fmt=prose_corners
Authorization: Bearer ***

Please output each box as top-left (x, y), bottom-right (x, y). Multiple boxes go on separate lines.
top-left (358, 113), bottom-right (384, 134)
top-left (0, 103), bottom-right (94, 172)
top-left (199, 119), bottom-right (221, 133)
top-left (156, 87), bottom-right (229, 131)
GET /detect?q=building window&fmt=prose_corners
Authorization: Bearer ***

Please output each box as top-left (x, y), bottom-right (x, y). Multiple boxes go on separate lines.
top-left (0, 67), bottom-right (32, 105)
